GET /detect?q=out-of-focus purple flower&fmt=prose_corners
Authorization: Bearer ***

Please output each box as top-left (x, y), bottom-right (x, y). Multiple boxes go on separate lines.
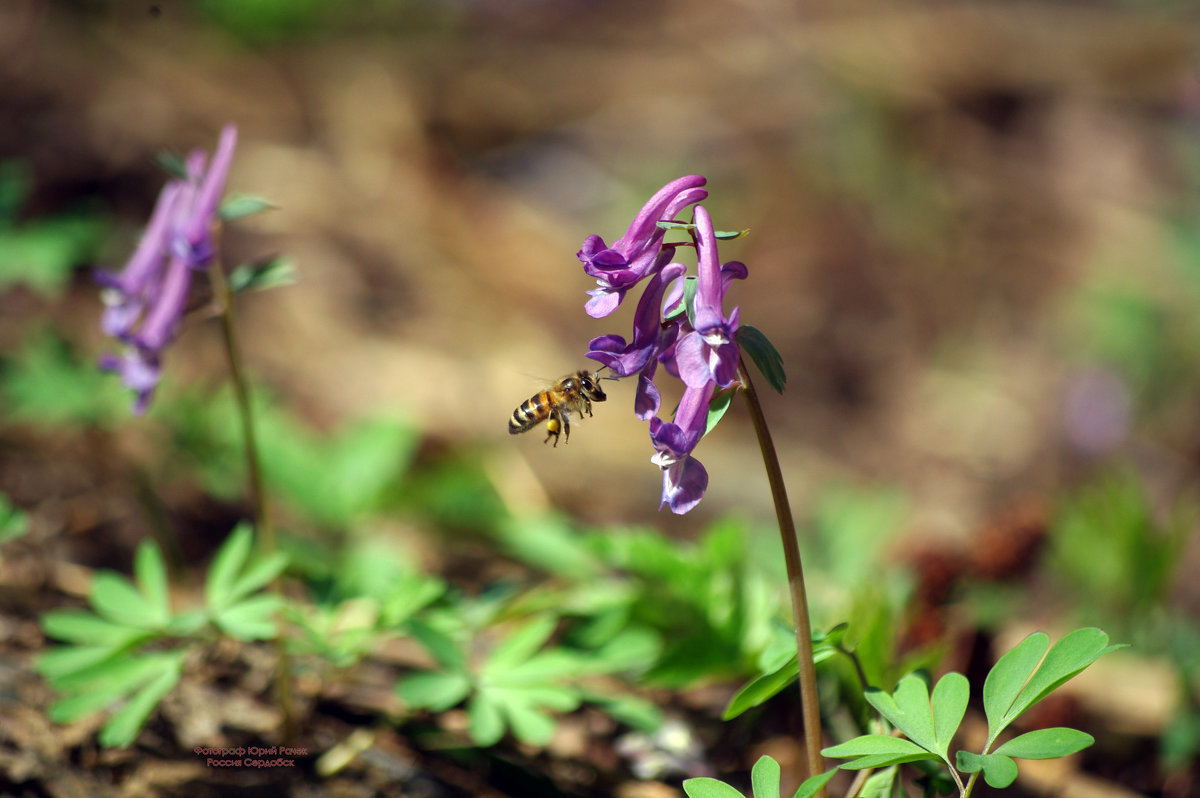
top-left (97, 124), bottom-right (238, 413)
top-left (578, 175), bottom-right (707, 318)
top-left (577, 177), bottom-right (748, 513)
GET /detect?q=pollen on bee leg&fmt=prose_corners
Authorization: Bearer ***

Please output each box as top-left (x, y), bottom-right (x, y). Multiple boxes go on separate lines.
top-left (545, 416), bottom-right (561, 446)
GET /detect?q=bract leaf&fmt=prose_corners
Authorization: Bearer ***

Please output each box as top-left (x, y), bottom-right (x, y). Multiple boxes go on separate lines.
top-left (822, 734), bottom-right (929, 759)
top-left (704, 387), bottom-right (736, 438)
top-left (736, 325), bottom-right (786, 394)
top-left (219, 194), bottom-right (277, 222)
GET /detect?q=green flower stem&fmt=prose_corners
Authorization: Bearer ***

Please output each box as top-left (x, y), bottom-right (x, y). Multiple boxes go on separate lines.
top-left (207, 243), bottom-right (296, 744)
top-left (738, 358), bottom-right (824, 788)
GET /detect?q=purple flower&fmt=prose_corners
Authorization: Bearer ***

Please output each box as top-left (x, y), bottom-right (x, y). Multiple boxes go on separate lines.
top-left (578, 175), bottom-right (707, 318)
top-left (577, 177), bottom-right (748, 513)
top-left (97, 124), bottom-right (238, 413)
top-left (649, 381), bottom-right (713, 514)
top-left (671, 207), bottom-right (743, 391)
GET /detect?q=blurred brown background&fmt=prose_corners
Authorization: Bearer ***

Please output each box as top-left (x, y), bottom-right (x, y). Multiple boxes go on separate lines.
top-left (4, 0), bottom-right (1200, 536)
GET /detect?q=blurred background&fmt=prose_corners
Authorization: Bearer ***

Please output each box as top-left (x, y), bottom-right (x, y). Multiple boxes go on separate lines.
top-left (3, 0), bottom-right (1200, 795)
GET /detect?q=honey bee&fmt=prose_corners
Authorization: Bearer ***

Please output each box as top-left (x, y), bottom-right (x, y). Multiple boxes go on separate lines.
top-left (508, 369), bottom-right (607, 447)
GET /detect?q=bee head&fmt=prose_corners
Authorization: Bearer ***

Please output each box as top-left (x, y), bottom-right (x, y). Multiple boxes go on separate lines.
top-left (579, 370), bottom-right (607, 402)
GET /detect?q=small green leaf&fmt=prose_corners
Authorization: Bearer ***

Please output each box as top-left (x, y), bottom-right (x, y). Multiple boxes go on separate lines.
top-left (983, 631), bottom-right (1048, 736)
top-left (985, 629), bottom-right (1123, 743)
top-left (165, 611), bottom-right (208, 635)
top-left (956, 751), bottom-right (1019, 788)
top-left (214, 594), bottom-right (282, 641)
top-left (205, 523), bottom-right (253, 611)
top-left (656, 220), bottom-right (694, 232)
top-left (500, 699), bottom-right (557, 746)
top-left (227, 552), bottom-right (288, 605)
top-left (397, 671), bottom-right (471, 711)
top-left (485, 615), bottom-right (558, 673)
top-left (992, 727), bottom-right (1094, 759)
top-left (822, 735), bottom-right (930, 760)
top-left (468, 693), bottom-right (505, 746)
top-left (155, 151), bottom-right (188, 180)
top-left (792, 769), bottom-right (837, 798)
top-left (36, 644), bottom-right (127, 682)
top-left (930, 672), bottom-right (969, 759)
top-left (90, 572), bottom-right (162, 629)
top-left (46, 653), bottom-right (173, 723)
top-left (97, 653), bottom-right (183, 748)
top-left (408, 619), bottom-right (466, 672)
top-left (714, 228), bottom-right (750, 240)
top-left (219, 194), bottom-right (277, 222)
top-left (229, 256), bottom-right (297, 294)
top-left (723, 657), bottom-right (799, 720)
top-left (855, 766), bottom-right (899, 798)
top-left (704, 388), bottom-right (736, 438)
top-left (736, 325), bottom-right (786, 394)
top-left (865, 675), bottom-right (937, 753)
top-left (682, 276), bottom-right (699, 328)
top-left (41, 611), bottom-right (146, 647)
top-left (751, 755), bottom-right (781, 798)
top-left (0, 494), bottom-right (29, 543)
top-left (133, 542), bottom-right (170, 626)
top-left (682, 777), bottom-right (746, 798)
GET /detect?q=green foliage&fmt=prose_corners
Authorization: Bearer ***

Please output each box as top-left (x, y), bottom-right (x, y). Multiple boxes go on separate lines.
top-left (682, 756), bottom-right (836, 798)
top-left (821, 629), bottom-right (1122, 792)
top-left (167, 388), bottom-right (420, 527)
top-left (219, 194), bottom-right (278, 222)
top-left (2, 331), bottom-right (127, 426)
top-left (723, 624), bottom-right (846, 720)
top-left (398, 604), bottom-right (660, 747)
top-left (736, 325), bottom-right (786, 394)
top-left (1050, 472), bottom-right (1190, 622)
top-left (229, 255), bottom-right (297, 294)
top-left (37, 527), bottom-right (288, 747)
top-left (0, 160), bottom-right (107, 299)
top-left (0, 492), bottom-right (30, 544)
top-left (288, 538), bottom-right (445, 667)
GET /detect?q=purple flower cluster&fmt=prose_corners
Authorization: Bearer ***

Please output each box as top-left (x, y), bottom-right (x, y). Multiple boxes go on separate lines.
top-left (579, 176), bottom-right (746, 514)
top-left (97, 125), bottom-right (238, 414)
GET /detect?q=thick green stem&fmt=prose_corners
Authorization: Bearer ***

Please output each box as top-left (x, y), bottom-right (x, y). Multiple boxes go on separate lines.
top-left (207, 252), bottom-right (296, 744)
top-left (738, 359), bottom-right (824, 787)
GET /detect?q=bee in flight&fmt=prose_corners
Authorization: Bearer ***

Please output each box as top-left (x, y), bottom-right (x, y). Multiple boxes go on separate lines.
top-left (508, 369), bottom-right (607, 447)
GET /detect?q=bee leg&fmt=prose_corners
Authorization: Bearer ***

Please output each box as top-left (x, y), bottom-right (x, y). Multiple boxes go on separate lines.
top-left (544, 412), bottom-right (562, 447)
top-left (584, 399), bottom-right (593, 418)
top-left (562, 412), bottom-right (571, 444)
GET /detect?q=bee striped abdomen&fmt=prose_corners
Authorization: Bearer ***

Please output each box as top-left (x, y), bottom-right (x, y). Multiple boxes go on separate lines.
top-left (509, 391), bottom-right (552, 434)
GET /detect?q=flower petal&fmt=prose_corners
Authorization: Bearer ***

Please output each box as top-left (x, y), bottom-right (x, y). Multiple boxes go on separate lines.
top-left (661, 455), bottom-right (708, 515)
